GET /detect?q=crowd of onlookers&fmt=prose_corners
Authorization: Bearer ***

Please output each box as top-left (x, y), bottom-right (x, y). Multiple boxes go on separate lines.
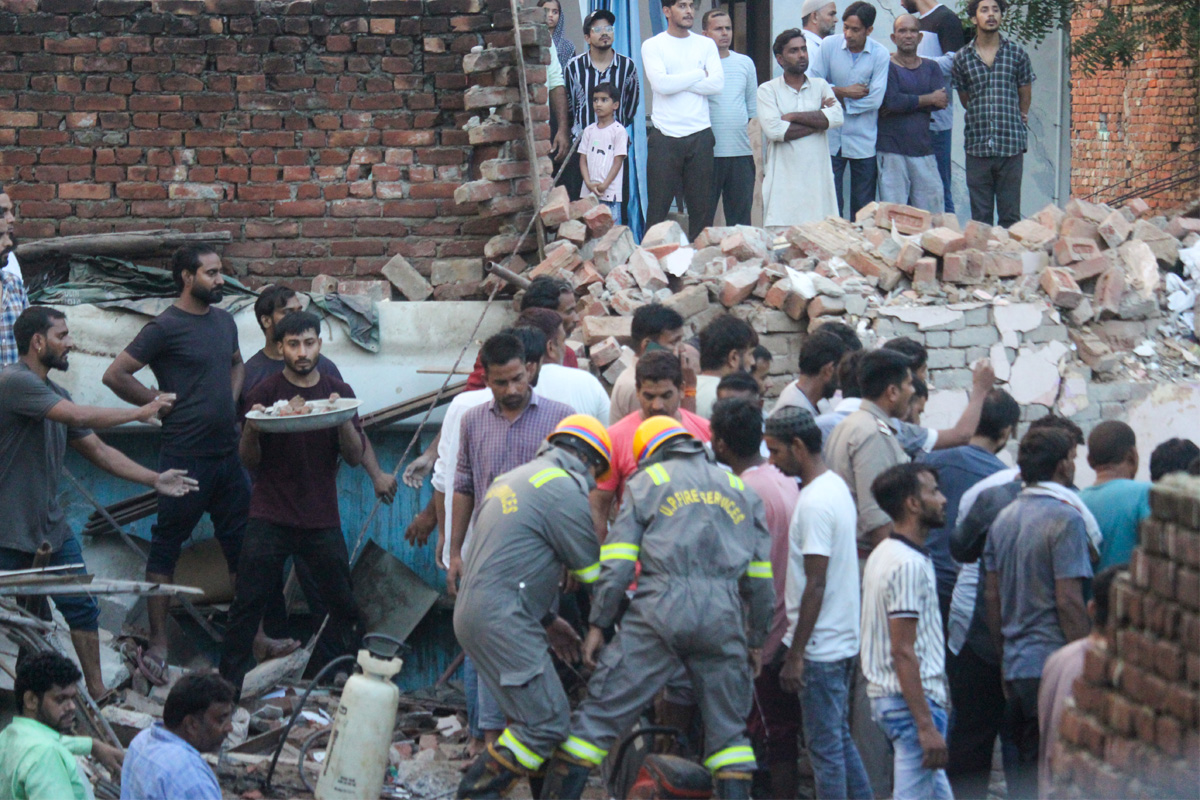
top-left (545, 0), bottom-right (1035, 242)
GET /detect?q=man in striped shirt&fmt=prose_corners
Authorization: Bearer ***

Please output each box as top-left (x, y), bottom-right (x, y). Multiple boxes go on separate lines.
top-left (562, 10), bottom-right (640, 204)
top-left (861, 463), bottom-right (952, 800)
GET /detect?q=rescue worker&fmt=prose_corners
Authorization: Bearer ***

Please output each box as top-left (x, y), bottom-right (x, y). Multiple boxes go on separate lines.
top-left (453, 415), bottom-right (612, 799)
top-left (542, 416), bottom-right (775, 800)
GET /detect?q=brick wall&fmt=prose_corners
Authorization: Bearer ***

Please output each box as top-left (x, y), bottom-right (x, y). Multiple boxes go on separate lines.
top-left (0, 0), bottom-right (550, 289)
top-left (1069, 0), bottom-right (1198, 212)
top-left (1046, 476), bottom-right (1200, 798)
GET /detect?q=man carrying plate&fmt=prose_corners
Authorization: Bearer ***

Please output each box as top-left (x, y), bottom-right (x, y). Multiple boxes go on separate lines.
top-left (219, 310), bottom-right (367, 697)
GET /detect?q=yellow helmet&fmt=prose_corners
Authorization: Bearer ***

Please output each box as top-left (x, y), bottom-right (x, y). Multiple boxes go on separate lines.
top-left (633, 416), bottom-right (692, 464)
top-left (549, 414), bottom-right (613, 481)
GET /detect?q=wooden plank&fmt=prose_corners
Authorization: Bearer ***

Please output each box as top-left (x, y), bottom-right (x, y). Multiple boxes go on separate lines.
top-left (359, 380), bottom-right (468, 430)
top-left (0, 579), bottom-right (205, 597)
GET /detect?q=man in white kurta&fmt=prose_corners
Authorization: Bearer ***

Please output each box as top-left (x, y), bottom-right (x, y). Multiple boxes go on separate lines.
top-left (758, 29), bottom-right (843, 229)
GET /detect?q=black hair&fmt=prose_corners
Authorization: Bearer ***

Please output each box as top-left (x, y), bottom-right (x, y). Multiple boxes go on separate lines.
top-left (843, 0), bottom-right (876, 26)
top-left (516, 307), bottom-right (563, 341)
top-left (1091, 565), bottom-right (1120, 628)
top-left (661, 0), bottom-right (684, 7)
top-left (858, 348), bottom-right (912, 401)
top-left (635, 349), bottom-right (683, 388)
top-left (872, 462), bottom-right (939, 522)
top-left (583, 9), bottom-right (615, 34)
top-left (815, 320), bottom-right (862, 351)
top-left (798, 330), bottom-right (849, 376)
top-left (717, 370), bottom-right (760, 397)
top-left (912, 377), bottom-right (928, 400)
top-left (631, 303), bottom-right (684, 347)
top-left (977, 389), bottom-right (1020, 441)
top-left (254, 284), bottom-right (297, 331)
top-left (591, 82), bottom-right (619, 102)
top-left (698, 314), bottom-right (757, 371)
top-left (765, 406), bottom-right (822, 455)
top-left (837, 350), bottom-right (863, 398)
top-left (14, 306), bottom-right (66, 355)
top-left (882, 337), bottom-right (927, 371)
top-left (967, 0), bottom-right (1007, 18)
top-left (521, 276), bottom-right (571, 311)
top-left (702, 8), bottom-right (730, 28)
top-left (752, 345), bottom-right (772, 363)
top-left (1150, 438), bottom-right (1200, 482)
top-left (171, 244), bottom-right (218, 291)
top-left (1018, 428), bottom-right (1076, 484)
top-left (1028, 413), bottom-right (1085, 445)
top-left (14, 652), bottom-right (81, 711)
top-left (710, 397), bottom-right (764, 459)
top-left (480, 332), bottom-right (526, 369)
top-left (772, 27), bottom-right (806, 57)
top-left (508, 325), bottom-right (548, 364)
top-left (162, 673), bottom-right (235, 729)
top-left (273, 310), bottom-right (321, 343)
top-left (1087, 420), bottom-right (1138, 469)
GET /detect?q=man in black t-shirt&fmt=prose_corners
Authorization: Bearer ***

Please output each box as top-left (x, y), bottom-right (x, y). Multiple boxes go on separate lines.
top-left (219, 311), bottom-right (367, 695)
top-left (104, 245), bottom-right (250, 678)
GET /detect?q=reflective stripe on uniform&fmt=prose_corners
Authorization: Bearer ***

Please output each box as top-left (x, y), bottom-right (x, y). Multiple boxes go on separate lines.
top-left (600, 543), bottom-right (639, 562)
top-left (725, 472), bottom-right (745, 491)
top-left (561, 735), bottom-right (607, 766)
top-left (498, 729), bottom-right (545, 770)
top-left (529, 467), bottom-right (569, 488)
top-left (703, 745), bottom-right (757, 771)
top-left (645, 463), bottom-right (670, 485)
top-left (572, 562), bottom-right (601, 583)
top-left (746, 561), bottom-right (773, 579)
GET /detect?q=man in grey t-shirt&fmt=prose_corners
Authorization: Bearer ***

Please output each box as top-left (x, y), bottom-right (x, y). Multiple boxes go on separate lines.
top-left (0, 307), bottom-right (196, 700)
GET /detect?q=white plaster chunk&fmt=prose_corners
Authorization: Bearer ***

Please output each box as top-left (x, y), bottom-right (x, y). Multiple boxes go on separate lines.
top-left (990, 342), bottom-right (1011, 383)
top-left (993, 302), bottom-right (1046, 348)
top-left (1056, 370), bottom-right (1090, 417)
top-left (922, 389), bottom-right (969, 431)
top-left (879, 305), bottom-right (963, 330)
top-left (1008, 340), bottom-right (1069, 406)
top-left (662, 246), bottom-right (695, 277)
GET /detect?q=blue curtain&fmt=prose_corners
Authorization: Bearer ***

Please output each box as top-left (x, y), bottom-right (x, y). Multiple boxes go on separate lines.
top-left (589, 0), bottom-right (649, 240)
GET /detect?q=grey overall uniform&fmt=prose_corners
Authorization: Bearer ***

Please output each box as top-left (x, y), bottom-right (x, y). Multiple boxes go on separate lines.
top-left (560, 440), bottom-right (774, 774)
top-left (453, 445), bottom-right (601, 771)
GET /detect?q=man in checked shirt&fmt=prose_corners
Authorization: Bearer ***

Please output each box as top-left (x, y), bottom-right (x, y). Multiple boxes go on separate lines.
top-left (951, 0), bottom-right (1034, 227)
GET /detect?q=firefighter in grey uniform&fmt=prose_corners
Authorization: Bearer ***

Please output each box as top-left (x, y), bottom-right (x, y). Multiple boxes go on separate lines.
top-left (542, 416), bottom-right (775, 800)
top-left (453, 414), bottom-right (613, 799)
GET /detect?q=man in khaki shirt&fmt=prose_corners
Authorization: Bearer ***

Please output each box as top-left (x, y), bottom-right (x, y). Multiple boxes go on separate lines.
top-left (824, 349), bottom-right (914, 551)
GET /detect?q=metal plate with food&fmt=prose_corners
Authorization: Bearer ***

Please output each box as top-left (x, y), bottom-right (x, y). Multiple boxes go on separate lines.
top-left (244, 395), bottom-right (363, 433)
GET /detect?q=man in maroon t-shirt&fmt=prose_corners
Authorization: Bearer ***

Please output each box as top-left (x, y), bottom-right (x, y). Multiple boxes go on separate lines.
top-left (219, 311), bottom-right (367, 695)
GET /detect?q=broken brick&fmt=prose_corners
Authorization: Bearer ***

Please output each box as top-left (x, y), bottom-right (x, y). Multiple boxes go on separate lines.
top-left (1040, 267), bottom-right (1084, 309)
top-left (558, 219), bottom-right (587, 245)
top-left (538, 184), bottom-right (570, 227)
top-left (662, 284), bottom-right (710, 319)
top-left (569, 196), bottom-right (599, 220)
top-left (721, 230), bottom-right (768, 261)
top-left (1008, 219), bottom-right (1057, 248)
top-left (627, 248), bottom-right (668, 292)
top-left (571, 261), bottom-right (602, 291)
top-left (531, 241), bottom-right (581, 278)
top-left (942, 250), bottom-right (983, 284)
top-left (764, 278), bottom-right (790, 309)
top-left (1033, 203), bottom-right (1066, 232)
top-left (1123, 197), bottom-right (1151, 218)
top-left (1060, 216), bottom-right (1102, 242)
top-left (642, 220), bottom-right (687, 251)
top-left (580, 314), bottom-right (632, 345)
top-left (895, 240), bottom-right (924, 275)
top-left (1069, 330), bottom-right (1120, 374)
top-left (1065, 197), bottom-right (1110, 223)
top-left (874, 203), bottom-right (932, 234)
top-left (1094, 266), bottom-right (1126, 318)
top-left (719, 266), bottom-right (762, 307)
top-left (963, 219), bottom-right (993, 249)
top-left (580, 202), bottom-right (613, 238)
top-left (381, 253), bottom-right (432, 301)
top-left (912, 257), bottom-right (938, 291)
top-left (592, 225), bottom-right (634, 275)
top-left (1054, 236), bottom-right (1103, 265)
top-left (1098, 209), bottom-right (1132, 248)
top-left (1167, 216), bottom-right (1200, 239)
top-left (610, 289), bottom-right (646, 316)
top-left (920, 226), bottom-right (967, 257)
top-left (807, 295), bottom-right (846, 318)
top-left (988, 251), bottom-right (1023, 278)
top-left (782, 290), bottom-right (808, 321)
top-left (589, 336), bottom-right (623, 367)
top-left (1070, 251), bottom-right (1116, 282)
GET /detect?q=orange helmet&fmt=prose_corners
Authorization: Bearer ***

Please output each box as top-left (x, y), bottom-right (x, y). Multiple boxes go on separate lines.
top-left (549, 414), bottom-right (613, 481)
top-left (632, 416), bottom-right (692, 464)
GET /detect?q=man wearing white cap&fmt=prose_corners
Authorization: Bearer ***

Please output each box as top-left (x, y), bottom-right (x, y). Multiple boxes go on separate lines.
top-left (800, 0), bottom-right (839, 64)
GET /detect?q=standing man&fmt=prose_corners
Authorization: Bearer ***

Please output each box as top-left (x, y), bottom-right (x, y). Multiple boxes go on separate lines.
top-left (563, 9), bottom-right (641, 205)
top-left (862, 464), bottom-right (953, 800)
top-left (0, 653), bottom-right (125, 800)
top-left (219, 312), bottom-right (369, 694)
top-left (1, 307), bottom-right (195, 700)
top-left (800, 0), bottom-right (839, 65)
top-left (542, 417), bottom-right (773, 800)
top-left (695, 314), bottom-right (757, 419)
top-left (951, 0), bottom-right (1034, 227)
top-left (702, 9), bottom-right (757, 227)
top-left (901, 0), bottom-right (965, 213)
top-left (775, 330), bottom-right (849, 417)
top-left (0, 187), bottom-right (20, 278)
top-left (121, 673), bottom-right (235, 800)
top-left (454, 416), bottom-right (609, 797)
top-left (983, 427), bottom-right (1093, 799)
top-left (878, 16), bottom-right (948, 212)
top-left (1080, 420), bottom-right (1152, 571)
top-left (103, 245), bottom-right (249, 681)
top-left (608, 303), bottom-right (684, 424)
top-left (642, 0), bottom-right (724, 242)
top-left (765, 408), bottom-right (873, 800)
top-left (757, 30), bottom-right (842, 229)
top-left (710, 398), bottom-right (801, 800)
top-left (0, 222), bottom-right (27, 367)
top-left (809, 1), bottom-right (890, 220)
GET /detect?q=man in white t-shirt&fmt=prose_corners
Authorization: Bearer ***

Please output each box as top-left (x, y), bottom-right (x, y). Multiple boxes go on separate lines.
top-left (764, 407), bottom-right (873, 800)
top-left (641, 0), bottom-right (724, 241)
top-left (861, 463), bottom-right (952, 800)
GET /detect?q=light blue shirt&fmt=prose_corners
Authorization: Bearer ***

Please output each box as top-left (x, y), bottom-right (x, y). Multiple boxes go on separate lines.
top-left (707, 50), bottom-right (757, 157)
top-left (120, 724), bottom-right (220, 800)
top-left (1080, 479), bottom-right (1152, 572)
top-left (808, 34), bottom-right (890, 159)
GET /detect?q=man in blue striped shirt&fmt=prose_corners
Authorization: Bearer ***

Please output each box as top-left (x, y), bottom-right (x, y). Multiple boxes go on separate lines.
top-left (702, 9), bottom-right (757, 226)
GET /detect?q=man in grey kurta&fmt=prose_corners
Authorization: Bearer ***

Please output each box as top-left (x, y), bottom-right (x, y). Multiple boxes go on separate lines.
top-left (543, 425), bottom-right (774, 800)
top-left (453, 430), bottom-right (605, 798)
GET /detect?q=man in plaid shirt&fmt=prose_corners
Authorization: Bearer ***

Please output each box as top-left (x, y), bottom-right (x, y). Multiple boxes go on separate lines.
top-left (0, 225), bottom-right (28, 367)
top-left (951, 0), bottom-right (1034, 227)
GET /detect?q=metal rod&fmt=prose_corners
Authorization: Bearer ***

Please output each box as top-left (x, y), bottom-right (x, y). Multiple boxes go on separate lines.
top-left (485, 260), bottom-right (532, 290)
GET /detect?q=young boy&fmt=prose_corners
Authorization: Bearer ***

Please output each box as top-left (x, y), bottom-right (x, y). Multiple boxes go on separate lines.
top-left (578, 83), bottom-right (627, 224)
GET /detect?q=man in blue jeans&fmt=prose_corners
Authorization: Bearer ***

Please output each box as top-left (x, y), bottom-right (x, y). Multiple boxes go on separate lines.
top-left (861, 463), bottom-right (952, 799)
top-left (764, 408), bottom-right (872, 800)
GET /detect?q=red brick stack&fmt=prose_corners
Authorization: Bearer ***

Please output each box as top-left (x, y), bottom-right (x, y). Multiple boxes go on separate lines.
top-left (1048, 475), bottom-right (1200, 798)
